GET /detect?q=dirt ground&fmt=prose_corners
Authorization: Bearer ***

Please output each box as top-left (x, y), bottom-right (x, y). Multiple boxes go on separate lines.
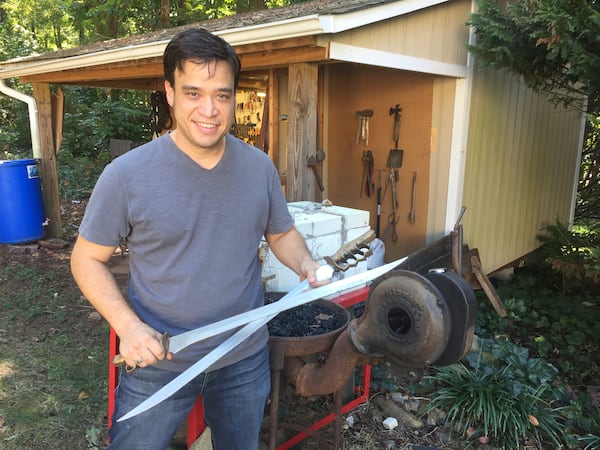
top-left (0, 200), bottom-right (473, 449)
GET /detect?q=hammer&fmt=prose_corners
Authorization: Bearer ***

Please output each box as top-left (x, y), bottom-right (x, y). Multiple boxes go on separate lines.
top-left (307, 149), bottom-right (326, 192)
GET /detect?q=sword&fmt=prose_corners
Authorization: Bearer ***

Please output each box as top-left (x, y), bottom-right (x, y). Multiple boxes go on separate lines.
top-left (117, 256), bottom-right (405, 421)
top-left (113, 230), bottom-right (377, 364)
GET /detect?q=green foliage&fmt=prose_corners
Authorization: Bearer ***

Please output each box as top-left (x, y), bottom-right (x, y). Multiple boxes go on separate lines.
top-left (468, 0), bottom-right (600, 102)
top-left (2, 0), bottom-right (78, 50)
top-left (0, 81), bottom-right (36, 158)
top-left (55, 86), bottom-right (153, 199)
top-left (536, 219), bottom-right (600, 293)
top-left (579, 434), bottom-right (600, 450)
top-left (61, 86), bottom-right (153, 158)
top-left (423, 339), bottom-right (564, 449)
top-left (476, 270), bottom-right (600, 384)
top-left (578, 115), bottom-right (600, 219)
top-left (57, 150), bottom-right (111, 200)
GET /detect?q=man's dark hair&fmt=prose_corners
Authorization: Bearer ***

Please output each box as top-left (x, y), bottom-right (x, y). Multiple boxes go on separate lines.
top-left (163, 28), bottom-right (241, 89)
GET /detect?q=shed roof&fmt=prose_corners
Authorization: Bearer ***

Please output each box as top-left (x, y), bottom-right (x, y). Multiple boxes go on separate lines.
top-left (0, 0), bottom-right (452, 89)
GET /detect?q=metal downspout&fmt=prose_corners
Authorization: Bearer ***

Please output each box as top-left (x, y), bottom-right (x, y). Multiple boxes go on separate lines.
top-left (0, 79), bottom-right (41, 159)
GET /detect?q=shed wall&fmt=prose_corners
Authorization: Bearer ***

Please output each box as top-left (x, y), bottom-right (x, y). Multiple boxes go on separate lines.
top-left (331, 0), bottom-right (471, 67)
top-left (325, 63), bottom-right (433, 261)
top-left (462, 67), bottom-right (584, 273)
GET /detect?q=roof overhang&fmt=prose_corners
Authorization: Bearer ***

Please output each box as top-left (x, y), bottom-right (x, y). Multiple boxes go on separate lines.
top-left (0, 0), bottom-right (452, 84)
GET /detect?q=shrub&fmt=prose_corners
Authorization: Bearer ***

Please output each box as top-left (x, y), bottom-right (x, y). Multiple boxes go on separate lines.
top-left (537, 219), bottom-right (600, 294)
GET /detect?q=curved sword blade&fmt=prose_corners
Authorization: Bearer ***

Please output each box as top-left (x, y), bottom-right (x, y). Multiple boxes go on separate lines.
top-left (117, 257), bottom-right (405, 421)
top-left (168, 258), bottom-right (405, 354)
top-left (118, 280), bottom-right (312, 422)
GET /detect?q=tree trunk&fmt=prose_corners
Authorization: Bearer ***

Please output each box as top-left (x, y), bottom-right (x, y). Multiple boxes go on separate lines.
top-left (159, 0), bottom-right (170, 28)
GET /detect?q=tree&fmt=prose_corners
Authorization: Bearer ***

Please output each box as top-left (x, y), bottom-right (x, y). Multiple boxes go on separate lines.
top-left (468, 0), bottom-right (600, 105)
top-left (468, 0), bottom-right (600, 219)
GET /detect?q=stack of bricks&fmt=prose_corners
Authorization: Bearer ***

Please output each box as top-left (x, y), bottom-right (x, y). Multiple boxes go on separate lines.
top-left (261, 201), bottom-right (372, 292)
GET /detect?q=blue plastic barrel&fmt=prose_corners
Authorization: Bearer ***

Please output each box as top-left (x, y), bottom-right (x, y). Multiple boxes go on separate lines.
top-left (0, 159), bottom-right (46, 244)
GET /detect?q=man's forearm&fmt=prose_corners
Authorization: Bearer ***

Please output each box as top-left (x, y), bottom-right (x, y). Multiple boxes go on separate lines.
top-left (266, 226), bottom-right (318, 280)
top-left (70, 239), bottom-right (140, 337)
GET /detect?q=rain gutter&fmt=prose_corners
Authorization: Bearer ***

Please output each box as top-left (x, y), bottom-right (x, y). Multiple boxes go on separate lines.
top-left (0, 79), bottom-right (41, 159)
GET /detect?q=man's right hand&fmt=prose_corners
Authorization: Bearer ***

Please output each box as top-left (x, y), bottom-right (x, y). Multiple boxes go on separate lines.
top-left (113, 321), bottom-right (171, 370)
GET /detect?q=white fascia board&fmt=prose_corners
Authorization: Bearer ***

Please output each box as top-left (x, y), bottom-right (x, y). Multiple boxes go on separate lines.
top-left (319, 0), bottom-right (451, 33)
top-left (444, 1), bottom-right (477, 233)
top-left (219, 0), bottom-right (452, 43)
top-left (0, 41), bottom-right (170, 79)
top-left (329, 42), bottom-right (468, 78)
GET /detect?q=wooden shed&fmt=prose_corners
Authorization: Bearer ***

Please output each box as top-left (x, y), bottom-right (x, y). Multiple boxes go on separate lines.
top-left (0, 0), bottom-right (585, 274)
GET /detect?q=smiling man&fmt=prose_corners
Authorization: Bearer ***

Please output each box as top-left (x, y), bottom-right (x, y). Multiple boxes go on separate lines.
top-left (71, 28), bottom-right (322, 450)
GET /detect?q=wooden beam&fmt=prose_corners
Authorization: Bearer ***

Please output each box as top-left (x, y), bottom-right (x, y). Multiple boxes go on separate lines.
top-left (286, 62), bottom-right (318, 202)
top-left (51, 86), bottom-right (64, 154)
top-left (19, 45), bottom-right (328, 86)
top-left (267, 69), bottom-right (279, 169)
top-left (32, 83), bottom-right (62, 238)
top-left (21, 60), bottom-right (164, 84)
top-left (240, 46), bottom-right (328, 70)
top-left (315, 66), bottom-right (324, 202)
top-left (235, 36), bottom-right (320, 55)
top-left (55, 79), bottom-right (165, 91)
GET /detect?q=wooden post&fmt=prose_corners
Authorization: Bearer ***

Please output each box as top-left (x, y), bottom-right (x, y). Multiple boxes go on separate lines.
top-left (32, 83), bottom-right (62, 238)
top-left (287, 63), bottom-right (318, 202)
top-left (267, 69), bottom-right (279, 170)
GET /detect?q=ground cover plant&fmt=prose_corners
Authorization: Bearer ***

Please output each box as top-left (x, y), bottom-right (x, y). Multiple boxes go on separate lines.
top-left (416, 220), bottom-right (600, 449)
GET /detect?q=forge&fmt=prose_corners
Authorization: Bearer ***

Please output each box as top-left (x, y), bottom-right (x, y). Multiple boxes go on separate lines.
top-left (265, 269), bottom-right (478, 450)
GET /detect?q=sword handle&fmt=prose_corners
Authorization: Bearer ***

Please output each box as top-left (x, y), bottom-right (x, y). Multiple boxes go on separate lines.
top-left (112, 332), bottom-right (169, 373)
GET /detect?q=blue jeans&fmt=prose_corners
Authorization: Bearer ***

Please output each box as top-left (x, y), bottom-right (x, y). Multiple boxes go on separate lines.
top-left (108, 345), bottom-right (271, 450)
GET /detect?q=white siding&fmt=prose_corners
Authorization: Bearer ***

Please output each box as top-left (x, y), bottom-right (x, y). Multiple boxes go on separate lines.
top-left (462, 67), bottom-right (584, 273)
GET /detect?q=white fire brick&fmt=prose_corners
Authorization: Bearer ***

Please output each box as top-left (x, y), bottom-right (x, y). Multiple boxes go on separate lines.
top-left (261, 202), bottom-right (372, 293)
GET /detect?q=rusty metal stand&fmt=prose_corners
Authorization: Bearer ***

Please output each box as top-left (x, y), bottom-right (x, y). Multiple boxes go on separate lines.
top-left (267, 287), bottom-right (372, 450)
top-left (268, 343), bottom-right (285, 450)
top-left (268, 355), bottom-right (345, 450)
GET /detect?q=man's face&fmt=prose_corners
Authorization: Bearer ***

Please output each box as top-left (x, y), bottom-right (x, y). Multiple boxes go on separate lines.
top-left (165, 59), bottom-right (235, 154)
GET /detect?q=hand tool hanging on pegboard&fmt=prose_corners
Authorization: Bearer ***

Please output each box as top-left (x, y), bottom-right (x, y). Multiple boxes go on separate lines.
top-left (409, 171), bottom-right (417, 224)
top-left (360, 150), bottom-right (374, 197)
top-left (354, 110), bottom-right (373, 147)
top-left (388, 104), bottom-right (403, 168)
top-left (376, 170), bottom-right (382, 238)
top-left (381, 105), bottom-right (403, 242)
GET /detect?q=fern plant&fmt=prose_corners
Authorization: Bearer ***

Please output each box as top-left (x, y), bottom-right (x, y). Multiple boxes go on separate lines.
top-left (537, 219), bottom-right (600, 293)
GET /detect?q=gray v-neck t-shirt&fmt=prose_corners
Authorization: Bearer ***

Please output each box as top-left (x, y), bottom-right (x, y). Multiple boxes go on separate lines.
top-left (79, 133), bottom-right (293, 371)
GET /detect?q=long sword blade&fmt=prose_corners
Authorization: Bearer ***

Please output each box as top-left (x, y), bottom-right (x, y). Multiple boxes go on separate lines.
top-left (117, 257), bottom-right (405, 421)
top-left (118, 280), bottom-right (311, 422)
top-left (168, 258), bottom-right (404, 354)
